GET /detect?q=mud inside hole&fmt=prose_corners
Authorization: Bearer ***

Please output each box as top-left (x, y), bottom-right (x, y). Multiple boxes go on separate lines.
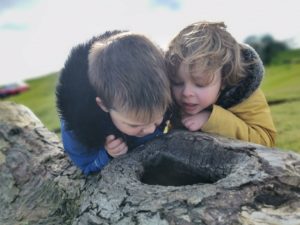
top-left (141, 153), bottom-right (228, 186)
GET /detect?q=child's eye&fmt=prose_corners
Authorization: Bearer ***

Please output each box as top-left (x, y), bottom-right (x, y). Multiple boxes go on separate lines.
top-left (195, 83), bottom-right (207, 88)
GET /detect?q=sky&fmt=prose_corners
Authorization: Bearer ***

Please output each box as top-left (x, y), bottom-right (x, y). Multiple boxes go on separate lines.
top-left (0, 0), bottom-right (299, 85)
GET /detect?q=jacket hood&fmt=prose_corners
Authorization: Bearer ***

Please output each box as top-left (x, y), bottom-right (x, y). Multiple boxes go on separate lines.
top-left (217, 44), bottom-right (264, 108)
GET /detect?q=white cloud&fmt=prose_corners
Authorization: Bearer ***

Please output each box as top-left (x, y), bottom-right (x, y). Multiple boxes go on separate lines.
top-left (0, 0), bottom-right (299, 85)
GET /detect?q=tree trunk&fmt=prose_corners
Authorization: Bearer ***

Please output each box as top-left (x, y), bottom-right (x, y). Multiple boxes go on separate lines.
top-left (0, 101), bottom-right (299, 225)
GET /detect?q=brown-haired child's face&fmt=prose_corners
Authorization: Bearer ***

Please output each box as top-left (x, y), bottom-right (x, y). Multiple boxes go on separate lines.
top-left (109, 109), bottom-right (164, 137)
top-left (171, 63), bottom-right (222, 116)
top-left (96, 96), bottom-right (165, 137)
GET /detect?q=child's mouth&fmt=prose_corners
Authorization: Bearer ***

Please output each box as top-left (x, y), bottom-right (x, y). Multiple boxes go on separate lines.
top-left (182, 103), bottom-right (198, 112)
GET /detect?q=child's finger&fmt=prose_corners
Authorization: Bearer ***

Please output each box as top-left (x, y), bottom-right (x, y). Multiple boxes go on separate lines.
top-left (110, 143), bottom-right (128, 157)
top-left (110, 139), bottom-right (127, 152)
top-left (113, 145), bottom-right (128, 157)
top-left (109, 141), bottom-right (124, 153)
top-left (107, 138), bottom-right (123, 149)
top-left (182, 119), bottom-right (195, 131)
top-left (182, 118), bottom-right (191, 127)
top-left (188, 123), bottom-right (198, 131)
top-left (186, 123), bottom-right (194, 130)
top-left (106, 135), bottom-right (116, 143)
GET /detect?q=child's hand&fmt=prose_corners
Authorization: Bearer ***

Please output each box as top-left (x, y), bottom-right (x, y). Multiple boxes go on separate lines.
top-left (181, 110), bottom-right (211, 131)
top-left (105, 135), bottom-right (128, 158)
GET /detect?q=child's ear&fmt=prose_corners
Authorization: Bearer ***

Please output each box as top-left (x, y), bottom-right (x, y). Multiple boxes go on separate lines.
top-left (96, 97), bottom-right (109, 112)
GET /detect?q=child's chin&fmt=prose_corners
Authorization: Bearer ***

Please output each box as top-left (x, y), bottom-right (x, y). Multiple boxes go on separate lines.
top-left (183, 110), bottom-right (200, 116)
top-left (182, 107), bottom-right (200, 115)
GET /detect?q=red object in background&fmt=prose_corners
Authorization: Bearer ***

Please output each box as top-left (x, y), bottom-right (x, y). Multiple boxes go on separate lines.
top-left (0, 81), bottom-right (30, 98)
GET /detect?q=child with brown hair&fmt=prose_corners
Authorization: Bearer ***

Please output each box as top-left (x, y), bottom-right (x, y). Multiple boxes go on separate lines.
top-left (56, 31), bottom-right (172, 175)
top-left (165, 21), bottom-right (276, 147)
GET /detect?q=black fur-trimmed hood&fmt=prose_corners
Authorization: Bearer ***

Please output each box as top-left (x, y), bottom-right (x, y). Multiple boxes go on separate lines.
top-left (56, 31), bottom-right (124, 148)
top-left (217, 44), bottom-right (264, 108)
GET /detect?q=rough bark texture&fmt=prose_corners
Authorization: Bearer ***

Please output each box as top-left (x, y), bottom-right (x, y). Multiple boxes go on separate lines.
top-left (0, 101), bottom-right (300, 225)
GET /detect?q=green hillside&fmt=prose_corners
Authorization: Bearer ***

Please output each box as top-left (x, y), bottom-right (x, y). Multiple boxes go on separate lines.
top-left (271, 49), bottom-right (300, 65)
top-left (2, 50), bottom-right (300, 153)
top-left (4, 72), bottom-right (60, 132)
top-left (262, 64), bottom-right (300, 102)
top-left (261, 63), bottom-right (300, 152)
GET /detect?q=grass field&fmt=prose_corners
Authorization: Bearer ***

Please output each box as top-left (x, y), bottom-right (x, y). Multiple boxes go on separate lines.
top-left (4, 72), bottom-right (60, 132)
top-left (261, 63), bottom-right (300, 152)
top-left (263, 64), bottom-right (300, 102)
top-left (2, 55), bottom-right (300, 153)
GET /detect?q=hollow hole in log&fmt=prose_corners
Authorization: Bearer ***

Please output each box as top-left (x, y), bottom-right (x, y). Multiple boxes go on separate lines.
top-left (254, 192), bottom-right (291, 207)
top-left (141, 153), bottom-right (229, 186)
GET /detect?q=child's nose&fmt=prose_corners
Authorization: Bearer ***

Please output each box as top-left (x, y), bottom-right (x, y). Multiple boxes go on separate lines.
top-left (182, 85), bottom-right (194, 97)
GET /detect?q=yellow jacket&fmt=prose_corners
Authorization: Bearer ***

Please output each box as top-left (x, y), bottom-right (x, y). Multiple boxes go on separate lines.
top-left (202, 88), bottom-right (276, 147)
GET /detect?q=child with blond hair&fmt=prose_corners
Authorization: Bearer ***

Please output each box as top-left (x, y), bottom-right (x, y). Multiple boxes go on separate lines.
top-left (165, 21), bottom-right (276, 147)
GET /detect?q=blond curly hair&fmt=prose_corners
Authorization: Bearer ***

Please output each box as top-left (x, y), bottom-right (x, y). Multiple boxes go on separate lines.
top-left (165, 21), bottom-right (253, 87)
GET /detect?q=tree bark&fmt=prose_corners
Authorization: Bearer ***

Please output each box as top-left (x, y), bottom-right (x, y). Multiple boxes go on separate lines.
top-left (0, 101), bottom-right (299, 225)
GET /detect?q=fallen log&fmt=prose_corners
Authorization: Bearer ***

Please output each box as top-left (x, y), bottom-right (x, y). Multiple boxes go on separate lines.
top-left (0, 101), bottom-right (299, 225)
